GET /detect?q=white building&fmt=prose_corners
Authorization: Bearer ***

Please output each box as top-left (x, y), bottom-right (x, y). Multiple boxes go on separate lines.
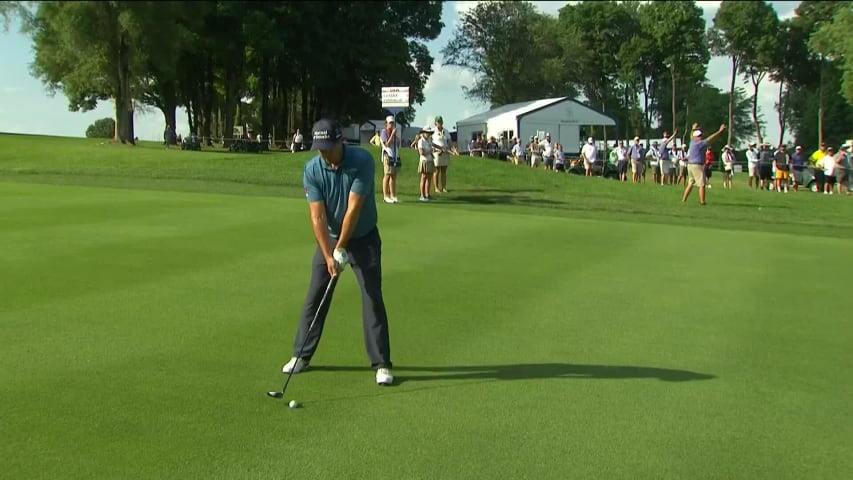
top-left (455, 97), bottom-right (617, 155)
top-left (357, 120), bottom-right (420, 146)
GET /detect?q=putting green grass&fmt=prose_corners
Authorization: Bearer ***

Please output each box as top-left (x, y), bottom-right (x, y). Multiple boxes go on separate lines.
top-left (1, 133), bottom-right (852, 479)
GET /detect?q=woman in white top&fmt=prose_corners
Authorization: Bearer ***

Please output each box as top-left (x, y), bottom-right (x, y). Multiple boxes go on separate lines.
top-left (417, 127), bottom-right (435, 201)
top-left (554, 143), bottom-right (565, 173)
top-left (722, 145), bottom-right (735, 189)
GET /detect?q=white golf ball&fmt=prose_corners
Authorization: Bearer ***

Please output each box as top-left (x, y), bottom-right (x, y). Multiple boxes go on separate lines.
top-left (288, 400), bottom-right (299, 409)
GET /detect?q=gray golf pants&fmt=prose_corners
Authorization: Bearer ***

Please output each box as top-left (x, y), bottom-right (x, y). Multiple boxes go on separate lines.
top-left (292, 228), bottom-right (392, 370)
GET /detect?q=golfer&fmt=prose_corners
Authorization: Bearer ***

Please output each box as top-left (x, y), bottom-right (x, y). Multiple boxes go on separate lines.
top-left (282, 118), bottom-right (394, 386)
top-left (682, 124), bottom-right (726, 205)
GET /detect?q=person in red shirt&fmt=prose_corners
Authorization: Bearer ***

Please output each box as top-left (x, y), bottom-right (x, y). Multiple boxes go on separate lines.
top-left (704, 147), bottom-right (715, 188)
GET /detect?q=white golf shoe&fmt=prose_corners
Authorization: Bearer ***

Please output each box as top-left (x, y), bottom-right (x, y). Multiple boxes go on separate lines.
top-left (375, 368), bottom-right (394, 386)
top-left (282, 357), bottom-right (309, 374)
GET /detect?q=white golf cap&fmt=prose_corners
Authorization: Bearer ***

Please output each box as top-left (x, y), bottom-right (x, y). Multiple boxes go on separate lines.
top-left (692, 130), bottom-right (702, 138)
top-left (385, 115), bottom-right (395, 123)
top-left (587, 137), bottom-right (594, 144)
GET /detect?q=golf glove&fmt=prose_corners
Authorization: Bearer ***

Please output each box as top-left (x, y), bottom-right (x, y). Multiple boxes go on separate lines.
top-left (333, 248), bottom-right (350, 273)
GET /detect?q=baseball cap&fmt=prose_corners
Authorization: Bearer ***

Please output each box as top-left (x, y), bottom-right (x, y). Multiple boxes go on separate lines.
top-left (587, 137), bottom-right (594, 144)
top-left (692, 130), bottom-right (702, 138)
top-left (434, 115), bottom-right (443, 124)
top-left (310, 118), bottom-right (343, 151)
top-left (385, 115), bottom-right (395, 123)
top-left (795, 145), bottom-right (802, 149)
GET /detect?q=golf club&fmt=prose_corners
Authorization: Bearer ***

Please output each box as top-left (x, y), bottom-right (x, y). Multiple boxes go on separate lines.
top-left (268, 273), bottom-right (339, 400)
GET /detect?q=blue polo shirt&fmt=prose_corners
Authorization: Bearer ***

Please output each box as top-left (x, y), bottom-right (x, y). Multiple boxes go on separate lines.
top-left (303, 145), bottom-right (377, 239)
top-left (687, 140), bottom-right (707, 164)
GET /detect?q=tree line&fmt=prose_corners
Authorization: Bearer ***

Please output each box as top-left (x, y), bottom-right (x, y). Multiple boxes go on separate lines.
top-left (4, 1), bottom-right (442, 145)
top-left (442, 0), bottom-right (853, 149)
top-left (3, 1), bottom-right (851, 149)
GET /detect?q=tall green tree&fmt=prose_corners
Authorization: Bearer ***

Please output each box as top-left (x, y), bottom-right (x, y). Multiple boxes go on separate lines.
top-left (30, 1), bottom-right (168, 144)
top-left (557, 1), bottom-right (633, 120)
top-left (710, 1), bottom-right (778, 146)
top-left (641, 1), bottom-right (708, 134)
top-left (442, 1), bottom-right (565, 108)
top-left (810, 4), bottom-right (853, 106)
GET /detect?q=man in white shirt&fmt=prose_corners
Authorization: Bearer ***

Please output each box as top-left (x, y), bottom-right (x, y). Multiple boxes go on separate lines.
top-left (541, 133), bottom-right (554, 171)
top-left (292, 129), bottom-right (304, 153)
top-left (581, 137), bottom-right (597, 177)
top-left (510, 138), bottom-right (523, 165)
top-left (745, 143), bottom-right (759, 189)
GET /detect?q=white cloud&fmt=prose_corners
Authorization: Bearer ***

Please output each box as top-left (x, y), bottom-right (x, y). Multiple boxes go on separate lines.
top-left (423, 63), bottom-right (476, 97)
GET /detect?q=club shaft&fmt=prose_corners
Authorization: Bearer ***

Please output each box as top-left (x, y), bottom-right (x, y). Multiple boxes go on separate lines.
top-left (279, 274), bottom-right (338, 395)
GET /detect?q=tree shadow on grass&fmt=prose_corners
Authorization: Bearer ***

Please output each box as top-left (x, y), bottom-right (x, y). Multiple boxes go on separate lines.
top-left (310, 363), bottom-right (715, 387)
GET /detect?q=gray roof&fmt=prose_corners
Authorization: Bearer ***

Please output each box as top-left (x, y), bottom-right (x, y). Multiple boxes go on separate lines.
top-left (456, 100), bottom-right (549, 126)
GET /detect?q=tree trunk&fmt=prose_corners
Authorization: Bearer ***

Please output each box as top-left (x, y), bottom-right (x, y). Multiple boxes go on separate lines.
top-left (186, 101), bottom-right (195, 136)
top-left (300, 71), bottom-right (309, 135)
top-left (641, 73), bottom-right (650, 139)
top-left (261, 55), bottom-right (270, 138)
top-left (777, 80), bottom-right (790, 146)
top-left (727, 56), bottom-right (738, 146)
top-left (203, 56), bottom-right (214, 145)
top-left (114, 34), bottom-right (135, 145)
top-left (670, 66), bottom-right (677, 134)
top-left (223, 66), bottom-right (238, 146)
top-left (750, 72), bottom-right (765, 145)
top-left (818, 55), bottom-right (825, 145)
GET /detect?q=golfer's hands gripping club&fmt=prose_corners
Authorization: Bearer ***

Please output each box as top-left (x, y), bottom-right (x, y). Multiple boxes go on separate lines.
top-left (330, 248), bottom-right (350, 274)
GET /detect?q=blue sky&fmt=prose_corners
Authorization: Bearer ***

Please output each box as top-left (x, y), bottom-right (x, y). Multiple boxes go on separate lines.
top-left (0, 1), bottom-right (799, 143)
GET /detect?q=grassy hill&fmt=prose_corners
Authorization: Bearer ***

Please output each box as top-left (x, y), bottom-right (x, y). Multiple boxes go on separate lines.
top-left (1, 133), bottom-right (852, 479)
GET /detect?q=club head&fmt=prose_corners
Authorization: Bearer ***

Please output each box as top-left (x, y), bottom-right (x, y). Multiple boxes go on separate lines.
top-left (267, 391), bottom-right (284, 399)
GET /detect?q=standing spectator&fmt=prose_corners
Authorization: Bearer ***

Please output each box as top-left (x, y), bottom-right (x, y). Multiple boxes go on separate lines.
top-left (417, 126), bottom-right (435, 202)
top-left (774, 144), bottom-right (791, 193)
top-left (682, 125), bottom-right (726, 205)
top-left (758, 143), bottom-right (774, 191)
top-left (529, 135), bottom-right (542, 169)
top-left (834, 144), bottom-right (850, 195)
top-left (432, 116), bottom-right (454, 193)
top-left (704, 146), bottom-right (715, 189)
top-left (614, 141), bottom-right (628, 182)
top-left (809, 142), bottom-right (828, 193)
top-left (581, 137), bottom-right (597, 177)
top-left (658, 130), bottom-right (678, 186)
top-left (819, 146), bottom-right (837, 194)
top-left (292, 129), bottom-right (304, 153)
top-left (541, 133), bottom-right (554, 171)
top-left (380, 116), bottom-right (400, 204)
top-left (554, 143), bottom-right (566, 173)
top-left (790, 145), bottom-right (807, 191)
top-left (721, 145), bottom-right (735, 190)
top-left (648, 141), bottom-right (661, 184)
top-left (745, 143), bottom-right (759, 189)
top-left (628, 137), bottom-right (644, 183)
top-left (511, 138), bottom-right (523, 165)
top-left (674, 144), bottom-right (687, 186)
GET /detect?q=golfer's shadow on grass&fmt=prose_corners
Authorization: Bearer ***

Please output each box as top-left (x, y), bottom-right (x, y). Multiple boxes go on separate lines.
top-left (312, 363), bottom-right (715, 386)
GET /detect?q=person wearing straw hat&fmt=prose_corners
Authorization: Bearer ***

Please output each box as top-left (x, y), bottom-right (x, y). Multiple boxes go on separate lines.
top-left (417, 125), bottom-right (435, 202)
top-left (721, 144), bottom-right (735, 190)
top-left (380, 115), bottom-right (400, 204)
top-left (682, 124), bottom-right (726, 205)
